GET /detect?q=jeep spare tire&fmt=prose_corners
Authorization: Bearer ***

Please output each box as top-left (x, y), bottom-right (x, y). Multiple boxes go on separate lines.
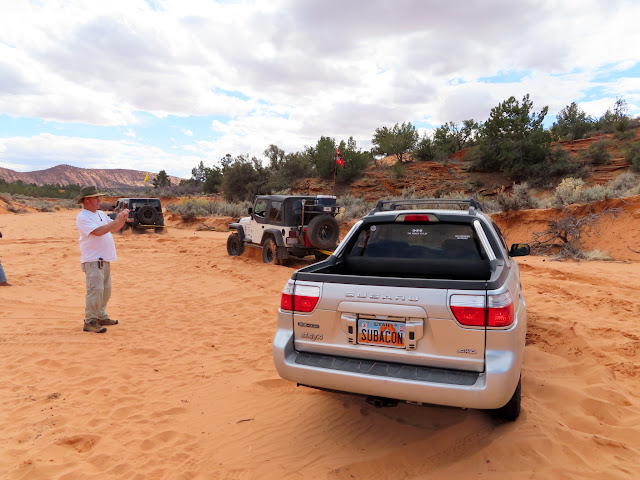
top-left (136, 205), bottom-right (158, 224)
top-left (307, 215), bottom-right (339, 250)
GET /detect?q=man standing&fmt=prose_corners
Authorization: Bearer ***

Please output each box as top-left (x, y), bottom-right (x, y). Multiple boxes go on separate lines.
top-left (76, 186), bottom-right (129, 333)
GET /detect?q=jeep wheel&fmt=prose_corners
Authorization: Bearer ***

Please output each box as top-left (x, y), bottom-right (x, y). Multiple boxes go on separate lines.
top-left (262, 238), bottom-right (281, 265)
top-left (227, 233), bottom-right (245, 256)
top-left (136, 205), bottom-right (159, 225)
top-left (489, 376), bottom-right (521, 422)
top-left (307, 215), bottom-right (339, 250)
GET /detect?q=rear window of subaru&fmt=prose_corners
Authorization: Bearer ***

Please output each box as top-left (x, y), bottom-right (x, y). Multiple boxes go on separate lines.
top-left (348, 222), bottom-right (484, 260)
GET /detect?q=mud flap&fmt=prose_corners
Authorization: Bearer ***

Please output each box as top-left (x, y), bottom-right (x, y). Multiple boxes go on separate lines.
top-left (277, 246), bottom-right (290, 260)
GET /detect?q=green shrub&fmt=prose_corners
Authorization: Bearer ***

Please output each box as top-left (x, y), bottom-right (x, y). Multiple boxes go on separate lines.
top-left (413, 135), bottom-right (434, 162)
top-left (2, 194), bottom-right (76, 212)
top-left (7, 204), bottom-right (28, 214)
top-left (0, 179), bottom-right (82, 199)
top-left (463, 145), bottom-right (483, 167)
top-left (551, 102), bottom-right (594, 140)
top-left (166, 199), bottom-right (212, 218)
top-left (613, 130), bottom-right (636, 141)
top-left (392, 162), bottom-right (407, 178)
top-left (553, 177), bottom-right (585, 207)
top-left (210, 201), bottom-right (250, 218)
top-left (607, 172), bottom-right (639, 194)
top-left (166, 199), bottom-right (249, 218)
top-left (481, 198), bottom-right (501, 213)
top-left (496, 183), bottom-right (540, 212)
top-left (580, 140), bottom-right (612, 165)
top-left (621, 142), bottom-right (640, 172)
top-left (339, 195), bottom-right (373, 221)
top-left (35, 201), bottom-right (54, 212)
top-left (577, 185), bottom-right (613, 204)
top-left (549, 174), bottom-right (639, 207)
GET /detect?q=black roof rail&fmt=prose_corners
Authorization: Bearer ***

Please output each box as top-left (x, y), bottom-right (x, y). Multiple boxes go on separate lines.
top-left (371, 198), bottom-right (483, 213)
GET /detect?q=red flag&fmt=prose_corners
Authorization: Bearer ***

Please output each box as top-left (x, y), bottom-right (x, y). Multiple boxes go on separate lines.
top-left (336, 148), bottom-right (344, 167)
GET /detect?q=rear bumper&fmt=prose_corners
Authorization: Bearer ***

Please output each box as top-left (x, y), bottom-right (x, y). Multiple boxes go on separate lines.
top-left (272, 326), bottom-right (522, 410)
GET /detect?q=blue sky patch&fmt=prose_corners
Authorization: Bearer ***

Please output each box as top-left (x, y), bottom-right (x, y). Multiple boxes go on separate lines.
top-left (578, 86), bottom-right (609, 103)
top-left (592, 62), bottom-right (640, 83)
top-left (214, 88), bottom-right (250, 101)
top-left (478, 70), bottom-right (531, 84)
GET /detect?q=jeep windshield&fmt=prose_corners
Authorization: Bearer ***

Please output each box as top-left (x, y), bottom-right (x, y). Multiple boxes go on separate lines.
top-left (130, 199), bottom-right (161, 210)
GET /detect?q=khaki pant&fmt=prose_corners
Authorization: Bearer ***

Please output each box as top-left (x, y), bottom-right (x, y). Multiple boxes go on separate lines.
top-left (82, 261), bottom-right (111, 321)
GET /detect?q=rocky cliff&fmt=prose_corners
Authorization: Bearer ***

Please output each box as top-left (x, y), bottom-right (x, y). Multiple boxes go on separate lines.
top-left (0, 164), bottom-right (185, 188)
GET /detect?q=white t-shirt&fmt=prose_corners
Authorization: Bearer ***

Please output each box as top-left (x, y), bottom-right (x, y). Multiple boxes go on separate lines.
top-left (76, 209), bottom-right (117, 263)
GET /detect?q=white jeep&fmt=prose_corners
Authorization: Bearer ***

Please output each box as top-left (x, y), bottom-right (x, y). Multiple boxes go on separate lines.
top-left (227, 195), bottom-right (341, 264)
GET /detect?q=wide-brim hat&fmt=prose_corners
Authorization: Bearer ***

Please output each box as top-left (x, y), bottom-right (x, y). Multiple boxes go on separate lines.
top-left (76, 185), bottom-right (106, 204)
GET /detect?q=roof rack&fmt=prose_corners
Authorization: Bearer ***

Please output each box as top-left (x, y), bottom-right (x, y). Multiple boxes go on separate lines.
top-left (371, 198), bottom-right (483, 214)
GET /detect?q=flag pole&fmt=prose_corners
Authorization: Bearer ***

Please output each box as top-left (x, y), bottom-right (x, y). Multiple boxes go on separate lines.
top-left (332, 160), bottom-right (337, 195)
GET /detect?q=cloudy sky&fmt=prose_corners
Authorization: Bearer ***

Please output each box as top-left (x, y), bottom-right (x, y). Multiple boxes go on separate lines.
top-left (0, 0), bottom-right (639, 179)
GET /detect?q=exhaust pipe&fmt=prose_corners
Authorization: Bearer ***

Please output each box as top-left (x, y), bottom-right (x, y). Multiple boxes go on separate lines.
top-left (365, 396), bottom-right (399, 408)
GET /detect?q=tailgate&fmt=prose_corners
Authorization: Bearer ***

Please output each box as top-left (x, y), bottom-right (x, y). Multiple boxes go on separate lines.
top-left (292, 281), bottom-right (485, 372)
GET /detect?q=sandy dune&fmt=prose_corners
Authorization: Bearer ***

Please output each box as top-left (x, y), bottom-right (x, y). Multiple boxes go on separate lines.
top-left (0, 206), bottom-right (639, 479)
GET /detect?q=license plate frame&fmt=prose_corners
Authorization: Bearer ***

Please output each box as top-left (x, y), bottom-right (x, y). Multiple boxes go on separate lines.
top-left (357, 319), bottom-right (406, 349)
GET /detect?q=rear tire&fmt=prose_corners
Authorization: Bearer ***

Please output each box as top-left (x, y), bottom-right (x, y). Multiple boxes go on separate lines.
top-left (307, 215), bottom-right (339, 250)
top-left (489, 376), bottom-right (521, 422)
top-left (227, 233), bottom-right (245, 256)
top-left (262, 238), bottom-right (280, 265)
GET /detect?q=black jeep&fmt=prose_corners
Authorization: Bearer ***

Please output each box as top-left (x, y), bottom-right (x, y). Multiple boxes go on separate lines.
top-left (109, 198), bottom-right (165, 234)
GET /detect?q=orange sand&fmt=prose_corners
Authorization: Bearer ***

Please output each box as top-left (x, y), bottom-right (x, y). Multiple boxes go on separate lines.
top-left (0, 204), bottom-right (639, 479)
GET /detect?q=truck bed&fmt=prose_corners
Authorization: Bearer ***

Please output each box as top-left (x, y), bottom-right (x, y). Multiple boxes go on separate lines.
top-left (292, 256), bottom-right (507, 290)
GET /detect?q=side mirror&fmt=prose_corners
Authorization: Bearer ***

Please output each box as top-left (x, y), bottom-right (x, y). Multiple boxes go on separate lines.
top-left (248, 207), bottom-right (253, 215)
top-left (509, 243), bottom-right (530, 257)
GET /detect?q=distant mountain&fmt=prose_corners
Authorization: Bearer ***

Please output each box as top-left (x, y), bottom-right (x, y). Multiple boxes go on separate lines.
top-left (0, 164), bottom-right (186, 188)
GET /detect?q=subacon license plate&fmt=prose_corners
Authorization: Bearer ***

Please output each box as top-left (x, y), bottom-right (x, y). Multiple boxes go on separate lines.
top-left (358, 319), bottom-right (405, 348)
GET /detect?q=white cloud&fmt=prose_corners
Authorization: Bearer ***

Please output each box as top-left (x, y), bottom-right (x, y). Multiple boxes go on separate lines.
top-left (0, 0), bottom-right (638, 174)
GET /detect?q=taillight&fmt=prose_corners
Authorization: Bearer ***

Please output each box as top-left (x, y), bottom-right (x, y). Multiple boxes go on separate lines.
top-left (280, 281), bottom-right (320, 313)
top-left (286, 230), bottom-right (299, 245)
top-left (450, 295), bottom-right (485, 326)
top-left (450, 292), bottom-right (514, 328)
top-left (487, 292), bottom-right (514, 327)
